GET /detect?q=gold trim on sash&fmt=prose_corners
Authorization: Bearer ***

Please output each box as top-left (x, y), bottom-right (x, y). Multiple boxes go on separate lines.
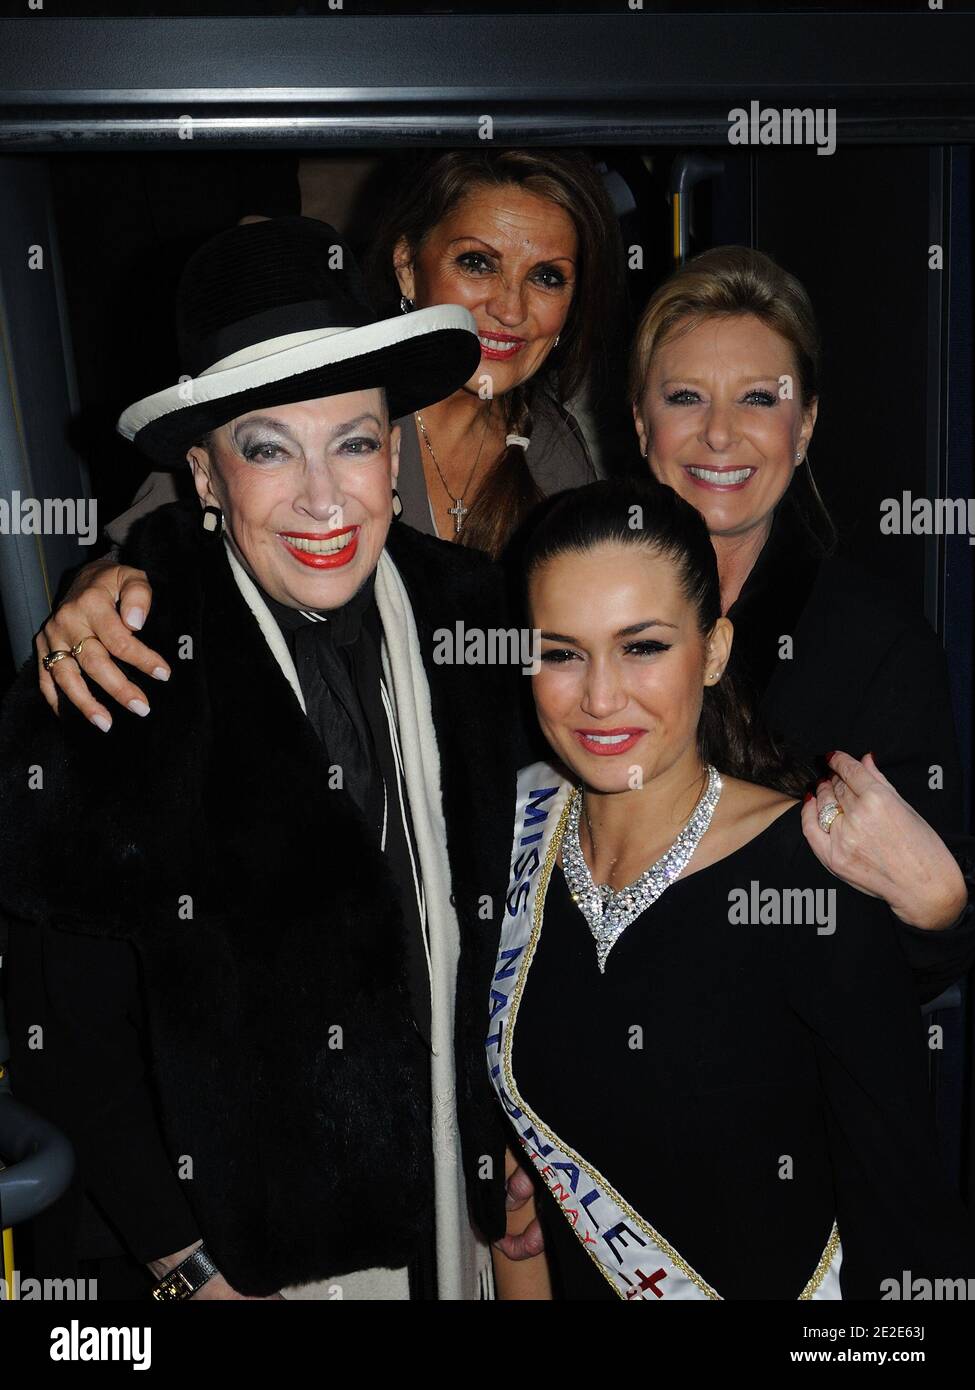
top-left (502, 793), bottom-right (841, 1302)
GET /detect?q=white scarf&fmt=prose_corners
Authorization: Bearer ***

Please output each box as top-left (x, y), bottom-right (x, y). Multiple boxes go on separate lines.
top-left (225, 540), bottom-right (493, 1301)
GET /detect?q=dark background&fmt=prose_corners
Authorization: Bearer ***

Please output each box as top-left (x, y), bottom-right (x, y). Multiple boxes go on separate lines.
top-left (0, 2), bottom-right (971, 1249)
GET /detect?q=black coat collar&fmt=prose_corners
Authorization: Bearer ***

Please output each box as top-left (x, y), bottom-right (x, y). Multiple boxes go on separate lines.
top-left (725, 499), bottom-right (824, 698)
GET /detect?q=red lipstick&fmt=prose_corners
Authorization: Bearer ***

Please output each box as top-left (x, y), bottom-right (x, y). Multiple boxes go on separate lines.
top-left (478, 331), bottom-right (527, 361)
top-left (278, 525), bottom-right (359, 569)
top-left (573, 728), bottom-right (647, 757)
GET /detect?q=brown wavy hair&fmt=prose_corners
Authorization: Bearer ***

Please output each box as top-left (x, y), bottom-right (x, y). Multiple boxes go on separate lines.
top-left (367, 149), bottom-right (624, 556)
top-left (628, 245), bottom-right (836, 555)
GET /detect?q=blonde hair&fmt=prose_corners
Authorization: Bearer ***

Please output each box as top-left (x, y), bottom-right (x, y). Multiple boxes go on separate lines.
top-left (629, 246), bottom-right (835, 554)
top-left (628, 245), bottom-right (820, 410)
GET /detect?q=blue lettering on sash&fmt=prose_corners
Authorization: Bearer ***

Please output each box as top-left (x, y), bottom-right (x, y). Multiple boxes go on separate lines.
top-left (505, 784), bottom-right (561, 920)
top-left (513, 846), bottom-right (540, 880)
top-left (524, 786), bottom-right (558, 826)
top-left (494, 946), bottom-right (523, 981)
top-left (498, 1087), bottom-right (523, 1120)
top-left (506, 878), bottom-right (531, 917)
top-left (520, 1123), bottom-right (554, 1159)
top-left (603, 1222), bottom-right (647, 1264)
top-left (490, 778), bottom-right (565, 1155)
top-left (550, 1160), bottom-right (581, 1192)
top-left (580, 1188), bottom-right (602, 1229)
top-left (488, 990), bottom-right (507, 1025)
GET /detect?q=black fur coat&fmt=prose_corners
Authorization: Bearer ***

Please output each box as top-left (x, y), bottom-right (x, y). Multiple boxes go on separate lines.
top-left (0, 500), bottom-right (517, 1293)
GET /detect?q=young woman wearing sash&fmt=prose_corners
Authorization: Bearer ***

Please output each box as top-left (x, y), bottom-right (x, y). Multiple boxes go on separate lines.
top-left (489, 478), bottom-right (975, 1300)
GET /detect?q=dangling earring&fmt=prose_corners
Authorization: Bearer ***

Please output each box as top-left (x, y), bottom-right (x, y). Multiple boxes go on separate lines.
top-left (202, 504), bottom-right (223, 534)
top-left (399, 295), bottom-right (414, 314)
top-left (391, 488), bottom-right (403, 518)
top-left (554, 333), bottom-right (561, 347)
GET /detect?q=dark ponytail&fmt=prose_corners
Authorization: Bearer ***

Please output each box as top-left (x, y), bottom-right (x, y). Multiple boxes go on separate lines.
top-left (522, 477), bottom-right (814, 798)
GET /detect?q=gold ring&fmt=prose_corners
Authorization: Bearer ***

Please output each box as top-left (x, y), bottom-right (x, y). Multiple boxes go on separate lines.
top-left (42, 650), bottom-right (72, 671)
top-left (70, 635), bottom-right (97, 659)
top-left (818, 801), bottom-right (843, 834)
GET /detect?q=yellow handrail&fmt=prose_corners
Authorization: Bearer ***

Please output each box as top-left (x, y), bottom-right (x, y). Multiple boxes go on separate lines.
top-left (2, 1224), bottom-right (13, 1300)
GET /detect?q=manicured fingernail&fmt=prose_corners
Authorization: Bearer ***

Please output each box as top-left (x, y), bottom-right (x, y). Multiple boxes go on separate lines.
top-left (825, 750), bottom-right (836, 761)
top-left (127, 699), bottom-right (150, 717)
top-left (125, 607), bottom-right (145, 630)
top-left (90, 713), bottom-right (112, 733)
top-left (152, 667), bottom-right (170, 681)
top-left (803, 791), bottom-right (814, 803)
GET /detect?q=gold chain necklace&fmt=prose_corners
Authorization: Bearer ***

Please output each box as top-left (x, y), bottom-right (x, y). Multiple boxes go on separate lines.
top-left (583, 800), bottom-right (621, 884)
top-left (415, 402), bottom-right (494, 535)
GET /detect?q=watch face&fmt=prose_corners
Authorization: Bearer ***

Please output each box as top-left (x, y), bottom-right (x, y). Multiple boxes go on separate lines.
top-left (153, 1274), bottom-right (189, 1302)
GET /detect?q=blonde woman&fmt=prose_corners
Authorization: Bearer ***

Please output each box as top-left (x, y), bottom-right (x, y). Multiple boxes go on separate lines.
top-left (627, 247), bottom-right (973, 990)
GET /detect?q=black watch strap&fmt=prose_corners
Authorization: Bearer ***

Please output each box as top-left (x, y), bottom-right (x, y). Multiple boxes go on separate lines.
top-left (152, 1245), bottom-right (220, 1302)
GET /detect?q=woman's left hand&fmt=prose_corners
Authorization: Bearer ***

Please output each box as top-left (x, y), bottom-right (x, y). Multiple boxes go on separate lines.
top-left (493, 1159), bottom-right (545, 1261)
top-left (801, 751), bottom-right (969, 931)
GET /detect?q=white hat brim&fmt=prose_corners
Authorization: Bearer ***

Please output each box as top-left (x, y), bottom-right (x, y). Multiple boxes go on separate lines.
top-left (117, 303), bottom-right (479, 441)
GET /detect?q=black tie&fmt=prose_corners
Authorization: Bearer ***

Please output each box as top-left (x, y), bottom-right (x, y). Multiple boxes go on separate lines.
top-left (261, 574), bottom-right (379, 822)
top-left (292, 620), bottom-right (375, 817)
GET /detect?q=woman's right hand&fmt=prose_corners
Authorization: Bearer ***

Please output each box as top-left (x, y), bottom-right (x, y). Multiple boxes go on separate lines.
top-left (35, 556), bottom-right (171, 730)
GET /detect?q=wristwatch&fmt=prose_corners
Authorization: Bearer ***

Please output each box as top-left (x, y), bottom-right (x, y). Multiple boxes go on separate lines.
top-left (152, 1244), bottom-right (220, 1302)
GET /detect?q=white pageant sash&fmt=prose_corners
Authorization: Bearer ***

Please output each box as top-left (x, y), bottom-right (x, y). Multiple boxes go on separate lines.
top-left (486, 762), bottom-right (843, 1302)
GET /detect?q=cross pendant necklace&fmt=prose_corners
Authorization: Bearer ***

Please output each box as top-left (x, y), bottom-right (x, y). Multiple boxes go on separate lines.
top-left (447, 498), bottom-right (468, 531)
top-left (416, 403), bottom-right (494, 536)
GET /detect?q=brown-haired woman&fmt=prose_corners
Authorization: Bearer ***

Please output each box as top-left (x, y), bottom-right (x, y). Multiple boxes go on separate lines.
top-left (36, 149), bottom-right (624, 727)
top-left (628, 245), bottom-right (974, 994)
top-left (368, 148), bottom-right (622, 555)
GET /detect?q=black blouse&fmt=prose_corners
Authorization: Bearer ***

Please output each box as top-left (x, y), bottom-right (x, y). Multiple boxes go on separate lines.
top-left (511, 805), bottom-right (975, 1300)
top-left (724, 499), bottom-right (975, 1000)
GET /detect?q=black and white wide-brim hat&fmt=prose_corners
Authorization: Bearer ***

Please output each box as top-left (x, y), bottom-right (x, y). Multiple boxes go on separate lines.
top-left (117, 216), bottom-right (482, 468)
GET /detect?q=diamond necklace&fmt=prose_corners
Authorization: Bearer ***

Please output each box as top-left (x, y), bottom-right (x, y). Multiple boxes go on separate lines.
top-left (561, 766), bottom-right (723, 974)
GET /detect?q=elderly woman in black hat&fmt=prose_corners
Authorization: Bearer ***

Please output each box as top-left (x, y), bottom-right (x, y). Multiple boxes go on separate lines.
top-left (31, 148), bottom-right (621, 734)
top-left (0, 217), bottom-right (518, 1300)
